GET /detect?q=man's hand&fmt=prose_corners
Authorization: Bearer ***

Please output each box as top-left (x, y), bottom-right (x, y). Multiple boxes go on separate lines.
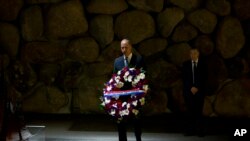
top-left (191, 87), bottom-right (198, 95)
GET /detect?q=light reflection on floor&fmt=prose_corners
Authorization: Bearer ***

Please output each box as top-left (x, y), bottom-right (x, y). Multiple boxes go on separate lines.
top-left (8, 125), bottom-right (229, 141)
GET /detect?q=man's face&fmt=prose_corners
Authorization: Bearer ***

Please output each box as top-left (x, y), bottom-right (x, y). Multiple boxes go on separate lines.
top-left (190, 49), bottom-right (199, 61)
top-left (121, 40), bottom-right (132, 56)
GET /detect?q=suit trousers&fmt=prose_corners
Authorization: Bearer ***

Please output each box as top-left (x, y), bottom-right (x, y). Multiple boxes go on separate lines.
top-left (184, 92), bottom-right (205, 131)
top-left (117, 118), bottom-right (141, 141)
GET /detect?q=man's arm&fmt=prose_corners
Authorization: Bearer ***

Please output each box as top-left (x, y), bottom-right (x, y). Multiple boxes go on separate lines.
top-left (113, 59), bottom-right (117, 73)
top-left (137, 55), bottom-right (146, 70)
top-left (113, 58), bottom-right (120, 74)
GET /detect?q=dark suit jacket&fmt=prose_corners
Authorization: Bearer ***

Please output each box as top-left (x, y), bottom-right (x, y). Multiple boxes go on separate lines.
top-left (113, 54), bottom-right (145, 73)
top-left (182, 59), bottom-right (207, 96)
top-left (113, 54), bottom-right (145, 91)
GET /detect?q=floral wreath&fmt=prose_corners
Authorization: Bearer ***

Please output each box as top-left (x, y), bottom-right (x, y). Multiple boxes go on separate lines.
top-left (101, 67), bottom-right (148, 121)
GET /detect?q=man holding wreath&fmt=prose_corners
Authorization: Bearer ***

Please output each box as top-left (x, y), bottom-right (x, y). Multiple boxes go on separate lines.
top-left (113, 39), bottom-right (145, 141)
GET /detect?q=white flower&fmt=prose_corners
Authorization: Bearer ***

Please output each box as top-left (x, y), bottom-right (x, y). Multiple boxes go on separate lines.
top-left (107, 86), bottom-right (112, 91)
top-left (124, 109), bottom-right (129, 115)
top-left (117, 70), bottom-right (121, 75)
top-left (122, 102), bottom-right (127, 107)
top-left (132, 81), bottom-right (137, 87)
top-left (124, 71), bottom-right (129, 77)
top-left (127, 103), bottom-right (131, 109)
top-left (129, 68), bottom-right (135, 71)
top-left (143, 85), bottom-right (149, 92)
top-left (115, 76), bottom-right (120, 83)
top-left (110, 109), bottom-right (116, 115)
top-left (128, 75), bottom-right (133, 82)
top-left (104, 97), bottom-right (111, 104)
top-left (116, 82), bottom-right (124, 88)
top-left (132, 109), bottom-right (139, 115)
top-left (109, 79), bottom-right (113, 83)
top-left (132, 100), bottom-right (138, 106)
top-left (140, 98), bottom-right (145, 105)
top-left (123, 75), bottom-right (128, 82)
top-left (112, 103), bottom-right (117, 108)
top-left (119, 110), bottom-right (124, 116)
top-left (132, 76), bottom-right (140, 86)
top-left (101, 102), bottom-right (105, 107)
top-left (135, 76), bottom-right (140, 83)
top-left (139, 73), bottom-right (145, 80)
top-left (120, 109), bottom-right (129, 116)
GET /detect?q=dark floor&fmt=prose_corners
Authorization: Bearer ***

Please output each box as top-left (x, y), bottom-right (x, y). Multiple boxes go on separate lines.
top-left (5, 113), bottom-right (250, 141)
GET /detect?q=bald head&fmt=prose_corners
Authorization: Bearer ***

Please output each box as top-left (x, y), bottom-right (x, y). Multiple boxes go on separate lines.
top-left (121, 39), bottom-right (132, 57)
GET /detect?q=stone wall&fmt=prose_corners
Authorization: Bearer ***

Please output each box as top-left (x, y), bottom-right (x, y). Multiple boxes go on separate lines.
top-left (0, 0), bottom-right (250, 117)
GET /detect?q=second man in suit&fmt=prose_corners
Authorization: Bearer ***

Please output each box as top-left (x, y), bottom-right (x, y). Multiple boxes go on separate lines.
top-left (182, 48), bottom-right (207, 136)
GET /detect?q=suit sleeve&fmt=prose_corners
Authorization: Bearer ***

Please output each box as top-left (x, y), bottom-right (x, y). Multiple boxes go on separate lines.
top-left (113, 59), bottom-right (118, 73)
top-left (199, 60), bottom-right (208, 90)
top-left (137, 55), bottom-right (146, 71)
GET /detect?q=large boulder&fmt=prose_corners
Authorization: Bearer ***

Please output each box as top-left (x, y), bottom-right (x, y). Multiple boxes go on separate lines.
top-left (67, 37), bottom-right (100, 63)
top-left (20, 6), bottom-right (44, 41)
top-left (233, 0), bottom-right (250, 20)
top-left (187, 9), bottom-right (217, 34)
top-left (138, 38), bottom-right (167, 57)
top-left (25, 0), bottom-right (63, 4)
top-left (78, 75), bottom-right (109, 113)
top-left (7, 61), bottom-right (37, 93)
top-left (147, 59), bottom-right (181, 89)
top-left (206, 0), bottom-right (231, 16)
top-left (214, 78), bottom-right (250, 117)
top-left (127, 0), bottom-right (164, 12)
top-left (89, 15), bottom-right (114, 48)
top-left (46, 0), bottom-right (88, 39)
top-left (0, 0), bottom-right (23, 21)
top-left (203, 95), bottom-right (216, 117)
top-left (225, 57), bottom-right (246, 79)
top-left (87, 62), bottom-right (113, 77)
top-left (205, 54), bottom-right (228, 95)
top-left (143, 90), bottom-right (169, 116)
top-left (98, 41), bottom-right (122, 62)
top-left (115, 10), bottom-right (155, 44)
top-left (166, 43), bottom-right (191, 66)
top-left (0, 54), bottom-right (10, 70)
top-left (86, 0), bottom-right (128, 14)
top-left (168, 80), bottom-right (186, 113)
top-left (194, 35), bottom-right (214, 56)
top-left (22, 84), bottom-right (69, 113)
top-left (172, 22), bottom-right (198, 42)
top-left (0, 23), bottom-right (20, 59)
top-left (38, 63), bottom-right (60, 86)
top-left (22, 41), bottom-right (65, 63)
top-left (56, 60), bottom-right (86, 92)
top-left (169, 0), bottom-right (201, 11)
top-left (157, 7), bottom-right (184, 38)
top-left (216, 17), bottom-right (245, 59)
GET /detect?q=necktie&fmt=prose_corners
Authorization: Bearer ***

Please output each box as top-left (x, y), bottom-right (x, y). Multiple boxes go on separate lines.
top-left (124, 57), bottom-right (129, 67)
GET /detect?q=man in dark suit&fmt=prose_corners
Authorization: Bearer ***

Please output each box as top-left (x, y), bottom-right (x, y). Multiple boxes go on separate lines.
top-left (114, 39), bottom-right (144, 73)
top-left (182, 48), bottom-right (207, 136)
top-left (113, 39), bottom-right (145, 141)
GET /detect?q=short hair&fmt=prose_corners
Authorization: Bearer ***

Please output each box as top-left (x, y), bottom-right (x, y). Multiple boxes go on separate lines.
top-left (190, 48), bottom-right (200, 52)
